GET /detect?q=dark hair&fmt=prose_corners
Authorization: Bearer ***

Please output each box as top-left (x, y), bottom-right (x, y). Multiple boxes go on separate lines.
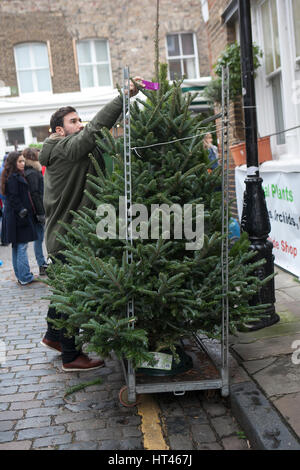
top-left (1, 151), bottom-right (22, 195)
top-left (50, 106), bottom-right (77, 133)
top-left (22, 147), bottom-right (39, 162)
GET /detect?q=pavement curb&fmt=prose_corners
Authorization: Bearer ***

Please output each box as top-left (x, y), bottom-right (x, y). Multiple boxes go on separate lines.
top-left (201, 337), bottom-right (300, 450)
top-left (230, 381), bottom-right (300, 450)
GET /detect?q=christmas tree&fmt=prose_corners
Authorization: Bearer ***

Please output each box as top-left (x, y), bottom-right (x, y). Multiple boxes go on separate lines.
top-left (45, 65), bottom-right (270, 368)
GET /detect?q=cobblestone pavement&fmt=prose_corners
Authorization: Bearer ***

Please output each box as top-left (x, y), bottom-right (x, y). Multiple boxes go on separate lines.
top-left (156, 391), bottom-right (249, 450)
top-left (0, 244), bottom-right (249, 450)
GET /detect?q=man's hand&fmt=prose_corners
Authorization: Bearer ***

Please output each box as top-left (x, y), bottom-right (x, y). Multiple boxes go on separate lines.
top-left (129, 77), bottom-right (144, 97)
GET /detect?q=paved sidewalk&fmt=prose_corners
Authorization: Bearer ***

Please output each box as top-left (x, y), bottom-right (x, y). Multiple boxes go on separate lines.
top-left (0, 244), bottom-right (143, 450)
top-left (0, 243), bottom-right (250, 450)
top-left (230, 266), bottom-right (300, 448)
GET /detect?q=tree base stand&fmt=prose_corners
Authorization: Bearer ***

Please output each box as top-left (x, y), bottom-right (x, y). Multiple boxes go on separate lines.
top-left (120, 335), bottom-right (229, 406)
top-left (136, 345), bottom-right (193, 377)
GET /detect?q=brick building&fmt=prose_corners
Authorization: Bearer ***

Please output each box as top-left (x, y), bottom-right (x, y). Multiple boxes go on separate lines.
top-left (0, 0), bottom-right (211, 157)
top-left (201, 0), bottom-right (243, 217)
top-left (204, 0), bottom-right (300, 277)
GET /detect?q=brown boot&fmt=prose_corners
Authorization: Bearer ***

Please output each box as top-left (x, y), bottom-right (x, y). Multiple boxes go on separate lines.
top-left (40, 337), bottom-right (62, 353)
top-left (62, 353), bottom-right (105, 372)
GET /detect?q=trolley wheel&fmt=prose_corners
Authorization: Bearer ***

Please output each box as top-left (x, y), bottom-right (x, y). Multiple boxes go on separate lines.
top-left (119, 386), bottom-right (139, 407)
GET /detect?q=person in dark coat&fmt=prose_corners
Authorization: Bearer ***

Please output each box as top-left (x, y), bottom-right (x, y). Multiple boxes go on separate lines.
top-left (0, 153), bottom-right (8, 245)
top-left (23, 148), bottom-right (48, 276)
top-left (1, 151), bottom-right (37, 285)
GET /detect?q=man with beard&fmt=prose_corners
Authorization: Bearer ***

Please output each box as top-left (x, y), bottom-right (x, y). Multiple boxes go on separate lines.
top-left (39, 77), bottom-right (142, 371)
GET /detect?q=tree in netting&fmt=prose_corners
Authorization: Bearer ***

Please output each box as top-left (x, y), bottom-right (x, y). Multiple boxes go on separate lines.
top-left (44, 65), bottom-right (270, 368)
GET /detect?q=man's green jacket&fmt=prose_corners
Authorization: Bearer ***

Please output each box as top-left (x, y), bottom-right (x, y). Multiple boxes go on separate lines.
top-left (39, 95), bottom-right (122, 256)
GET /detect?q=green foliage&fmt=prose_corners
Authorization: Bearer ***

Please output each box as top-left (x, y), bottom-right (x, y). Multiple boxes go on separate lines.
top-left (202, 78), bottom-right (222, 105)
top-left (64, 378), bottom-right (102, 397)
top-left (236, 431), bottom-right (247, 440)
top-left (203, 41), bottom-right (263, 103)
top-left (29, 143), bottom-right (43, 150)
top-left (44, 63), bottom-right (268, 368)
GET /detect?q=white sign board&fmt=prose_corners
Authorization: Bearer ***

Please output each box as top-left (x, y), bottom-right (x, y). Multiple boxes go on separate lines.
top-left (235, 168), bottom-right (300, 278)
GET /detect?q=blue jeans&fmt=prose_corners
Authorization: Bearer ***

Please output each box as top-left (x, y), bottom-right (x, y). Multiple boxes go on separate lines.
top-left (12, 243), bottom-right (34, 284)
top-left (33, 223), bottom-right (47, 267)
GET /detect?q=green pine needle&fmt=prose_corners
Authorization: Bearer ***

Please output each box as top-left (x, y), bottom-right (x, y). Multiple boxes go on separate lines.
top-left (64, 378), bottom-right (103, 397)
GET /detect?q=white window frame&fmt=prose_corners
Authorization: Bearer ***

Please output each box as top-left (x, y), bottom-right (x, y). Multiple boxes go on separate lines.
top-left (4, 128), bottom-right (25, 147)
top-left (285, 0), bottom-right (300, 153)
top-left (288, 0), bottom-right (300, 66)
top-left (14, 42), bottom-right (52, 95)
top-left (260, 0), bottom-right (281, 77)
top-left (258, 0), bottom-right (286, 146)
top-left (166, 32), bottom-right (200, 81)
top-left (76, 38), bottom-right (113, 90)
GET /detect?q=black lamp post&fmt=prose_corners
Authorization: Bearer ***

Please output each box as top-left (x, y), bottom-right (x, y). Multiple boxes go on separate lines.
top-left (238, 0), bottom-right (279, 330)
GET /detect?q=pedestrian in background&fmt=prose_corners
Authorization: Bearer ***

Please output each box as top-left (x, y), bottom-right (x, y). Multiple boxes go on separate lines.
top-left (1, 152), bottom-right (37, 285)
top-left (0, 153), bottom-right (8, 245)
top-left (23, 147), bottom-right (48, 276)
top-left (203, 132), bottom-right (219, 170)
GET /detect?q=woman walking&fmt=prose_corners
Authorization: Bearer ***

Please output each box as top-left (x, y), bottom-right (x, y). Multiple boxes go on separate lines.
top-left (23, 148), bottom-right (48, 276)
top-left (1, 152), bottom-right (37, 285)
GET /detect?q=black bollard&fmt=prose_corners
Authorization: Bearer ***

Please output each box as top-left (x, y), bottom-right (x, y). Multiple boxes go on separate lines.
top-left (238, 0), bottom-right (279, 330)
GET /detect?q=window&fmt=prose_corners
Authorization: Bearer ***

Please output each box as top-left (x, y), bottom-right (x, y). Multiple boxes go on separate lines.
top-left (271, 74), bottom-right (285, 145)
top-left (166, 33), bottom-right (199, 80)
top-left (4, 129), bottom-right (25, 147)
top-left (261, 0), bottom-right (280, 75)
top-left (14, 43), bottom-right (52, 94)
top-left (31, 126), bottom-right (50, 143)
top-left (76, 39), bottom-right (112, 89)
top-left (261, 0), bottom-right (285, 144)
top-left (292, 0), bottom-right (300, 59)
top-left (201, 0), bottom-right (209, 23)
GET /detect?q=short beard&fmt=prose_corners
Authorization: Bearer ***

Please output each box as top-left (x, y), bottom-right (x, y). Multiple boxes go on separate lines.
top-left (63, 128), bottom-right (82, 137)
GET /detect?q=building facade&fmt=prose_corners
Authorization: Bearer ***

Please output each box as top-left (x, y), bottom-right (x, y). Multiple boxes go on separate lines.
top-left (0, 0), bottom-right (211, 158)
top-left (204, 0), bottom-right (300, 276)
top-left (201, 0), bottom-right (241, 216)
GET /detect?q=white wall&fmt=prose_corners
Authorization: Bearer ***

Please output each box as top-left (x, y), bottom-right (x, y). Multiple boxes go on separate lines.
top-left (252, 0), bottom-right (300, 168)
top-left (0, 87), bottom-right (118, 162)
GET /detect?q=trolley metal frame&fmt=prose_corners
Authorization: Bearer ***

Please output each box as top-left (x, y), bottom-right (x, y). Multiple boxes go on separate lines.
top-left (121, 66), bottom-right (230, 403)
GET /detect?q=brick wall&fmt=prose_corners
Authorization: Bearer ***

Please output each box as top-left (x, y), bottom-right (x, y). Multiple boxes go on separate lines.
top-left (206, 0), bottom-right (236, 68)
top-left (206, 0), bottom-right (245, 219)
top-left (0, 0), bottom-right (210, 95)
top-left (0, 12), bottom-right (80, 94)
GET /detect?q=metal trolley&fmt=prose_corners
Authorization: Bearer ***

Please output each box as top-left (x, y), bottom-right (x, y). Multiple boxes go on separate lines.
top-left (119, 66), bottom-right (230, 406)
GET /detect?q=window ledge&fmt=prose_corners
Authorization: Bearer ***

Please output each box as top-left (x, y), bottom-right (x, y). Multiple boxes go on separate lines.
top-left (18, 91), bottom-right (53, 98)
top-left (80, 86), bottom-right (113, 94)
top-left (236, 158), bottom-right (300, 173)
top-left (181, 77), bottom-right (211, 86)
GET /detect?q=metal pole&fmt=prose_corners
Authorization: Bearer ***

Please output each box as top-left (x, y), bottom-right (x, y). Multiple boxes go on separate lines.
top-left (221, 66), bottom-right (229, 397)
top-left (238, 0), bottom-right (279, 330)
top-left (123, 67), bottom-right (136, 402)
